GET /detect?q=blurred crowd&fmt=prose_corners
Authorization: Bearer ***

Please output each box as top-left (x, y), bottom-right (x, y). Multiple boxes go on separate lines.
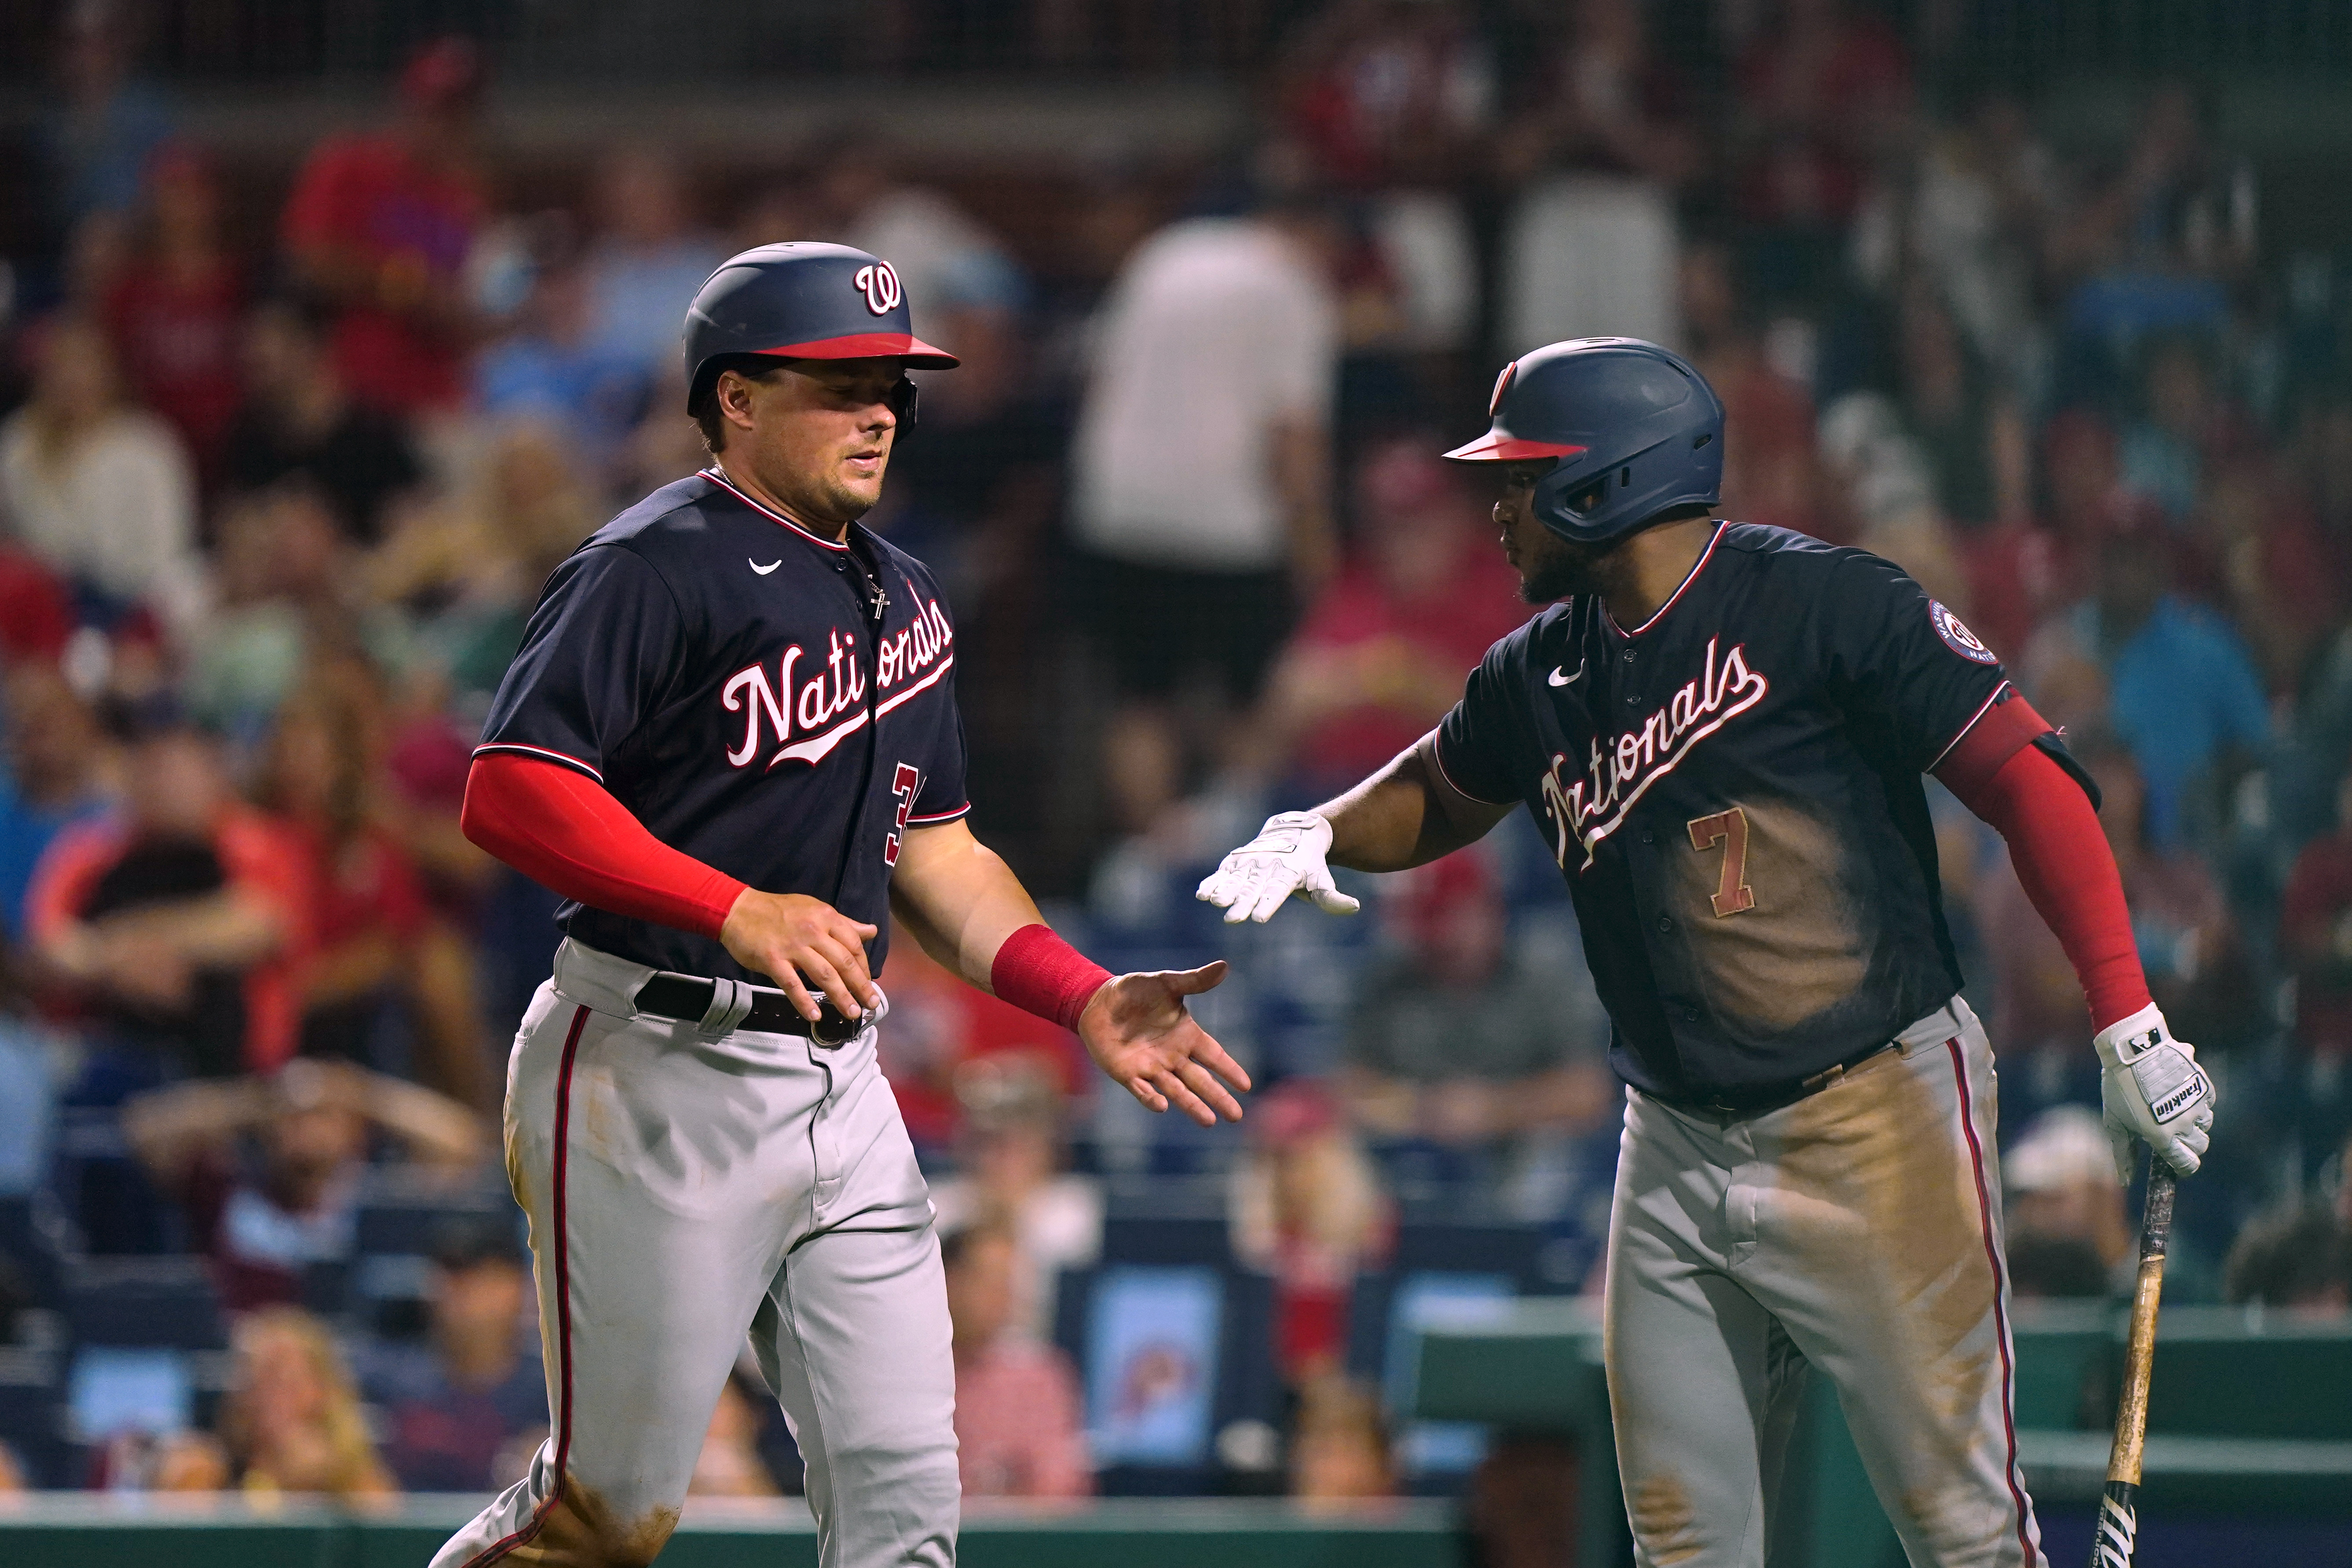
top-left (0, 0), bottom-right (2349, 1514)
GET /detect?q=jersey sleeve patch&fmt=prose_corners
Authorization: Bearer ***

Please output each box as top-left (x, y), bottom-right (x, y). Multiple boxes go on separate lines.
top-left (1929, 600), bottom-right (2000, 665)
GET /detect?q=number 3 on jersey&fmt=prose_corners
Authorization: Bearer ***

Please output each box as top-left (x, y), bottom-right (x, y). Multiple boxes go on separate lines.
top-left (885, 763), bottom-right (922, 865)
top-left (1687, 807), bottom-right (1756, 917)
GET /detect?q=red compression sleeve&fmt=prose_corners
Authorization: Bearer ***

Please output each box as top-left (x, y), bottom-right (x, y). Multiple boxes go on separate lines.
top-left (990, 923), bottom-right (1113, 1030)
top-left (461, 753), bottom-right (747, 941)
top-left (1943, 741), bottom-right (2151, 1031)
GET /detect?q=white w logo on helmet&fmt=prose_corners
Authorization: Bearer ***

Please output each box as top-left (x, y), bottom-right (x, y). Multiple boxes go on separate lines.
top-left (853, 261), bottom-right (903, 316)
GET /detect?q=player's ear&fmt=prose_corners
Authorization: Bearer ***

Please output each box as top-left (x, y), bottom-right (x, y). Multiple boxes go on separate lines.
top-left (716, 369), bottom-right (753, 426)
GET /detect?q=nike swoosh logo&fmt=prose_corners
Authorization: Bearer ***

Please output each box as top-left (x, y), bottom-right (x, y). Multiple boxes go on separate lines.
top-left (750, 559), bottom-right (783, 575)
top-left (1548, 659), bottom-right (1586, 687)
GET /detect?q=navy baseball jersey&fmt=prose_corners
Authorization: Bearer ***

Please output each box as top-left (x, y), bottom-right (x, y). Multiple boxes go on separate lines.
top-left (1436, 522), bottom-right (2019, 1104)
top-left (477, 467), bottom-right (969, 982)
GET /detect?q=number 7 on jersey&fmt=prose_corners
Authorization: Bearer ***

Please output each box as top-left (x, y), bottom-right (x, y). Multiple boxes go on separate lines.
top-left (1687, 808), bottom-right (1756, 917)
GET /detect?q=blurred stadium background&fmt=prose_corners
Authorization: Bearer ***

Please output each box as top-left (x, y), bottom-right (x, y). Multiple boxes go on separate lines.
top-left (0, 1), bottom-right (2349, 1564)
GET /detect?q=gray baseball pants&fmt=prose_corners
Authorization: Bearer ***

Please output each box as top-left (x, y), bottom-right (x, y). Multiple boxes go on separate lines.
top-left (1605, 997), bottom-right (2044, 1567)
top-left (430, 938), bottom-right (958, 1568)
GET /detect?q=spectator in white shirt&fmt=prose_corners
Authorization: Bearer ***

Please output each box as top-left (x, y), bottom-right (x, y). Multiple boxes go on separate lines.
top-left (0, 315), bottom-right (206, 639)
top-left (1069, 197), bottom-right (1342, 832)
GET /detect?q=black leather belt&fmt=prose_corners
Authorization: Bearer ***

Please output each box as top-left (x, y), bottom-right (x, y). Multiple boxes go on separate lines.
top-left (1671, 1038), bottom-right (1901, 1119)
top-left (633, 972), bottom-right (864, 1046)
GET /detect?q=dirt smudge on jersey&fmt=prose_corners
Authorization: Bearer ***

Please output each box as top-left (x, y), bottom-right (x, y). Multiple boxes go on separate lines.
top-left (508, 1475), bottom-right (681, 1567)
top-left (1672, 797), bottom-right (1866, 1033)
top-left (1628, 1471), bottom-right (1705, 1564)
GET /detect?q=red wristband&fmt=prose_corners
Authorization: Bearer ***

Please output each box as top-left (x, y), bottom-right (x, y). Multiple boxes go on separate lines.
top-left (991, 923), bottom-right (1112, 1031)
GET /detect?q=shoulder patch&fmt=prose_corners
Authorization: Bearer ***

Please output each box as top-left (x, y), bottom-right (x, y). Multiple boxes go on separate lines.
top-left (1929, 599), bottom-right (1999, 664)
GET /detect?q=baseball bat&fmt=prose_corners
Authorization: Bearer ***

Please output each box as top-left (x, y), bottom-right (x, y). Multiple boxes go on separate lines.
top-left (2088, 1153), bottom-right (2177, 1568)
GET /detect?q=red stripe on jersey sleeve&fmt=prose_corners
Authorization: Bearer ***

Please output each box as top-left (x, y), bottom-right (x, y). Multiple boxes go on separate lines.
top-left (1929, 684), bottom-right (2043, 797)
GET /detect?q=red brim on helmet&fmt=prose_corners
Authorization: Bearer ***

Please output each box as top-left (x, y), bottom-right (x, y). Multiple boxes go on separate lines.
top-left (740, 331), bottom-right (960, 368)
top-left (1441, 430), bottom-right (1588, 462)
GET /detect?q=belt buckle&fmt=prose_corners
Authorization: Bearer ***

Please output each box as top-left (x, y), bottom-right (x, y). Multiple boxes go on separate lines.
top-left (808, 1003), bottom-right (861, 1047)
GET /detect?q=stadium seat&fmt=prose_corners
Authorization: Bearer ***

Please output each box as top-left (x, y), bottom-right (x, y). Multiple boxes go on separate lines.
top-left (0, 1309), bottom-right (64, 1488)
top-left (61, 1257), bottom-right (227, 1352)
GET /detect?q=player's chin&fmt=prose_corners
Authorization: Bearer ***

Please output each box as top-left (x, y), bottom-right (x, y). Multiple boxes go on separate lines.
top-left (831, 464), bottom-right (888, 510)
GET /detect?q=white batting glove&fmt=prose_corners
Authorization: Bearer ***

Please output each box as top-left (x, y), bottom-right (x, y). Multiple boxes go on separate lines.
top-left (2095, 1003), bottom-right (2216, 1180)
top-left (1194, 811), bottom-right (1362, 924)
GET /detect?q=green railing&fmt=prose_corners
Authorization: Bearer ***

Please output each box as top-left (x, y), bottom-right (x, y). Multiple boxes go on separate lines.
top-left (0, 1494), bottom-right (1464, 1568)
top-left (1411, 1297), bottom-right (2352, 1568)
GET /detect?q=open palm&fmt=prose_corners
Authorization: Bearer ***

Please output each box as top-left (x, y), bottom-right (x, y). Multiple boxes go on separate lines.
top-left (1077, 961), bottom-right (1252, 1126)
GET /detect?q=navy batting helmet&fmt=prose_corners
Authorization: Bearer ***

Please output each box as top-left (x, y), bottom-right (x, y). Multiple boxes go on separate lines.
top-left (1443, 338), bottom-right (1723, 545)
top-left (683, 242), bottom-right (958, 423)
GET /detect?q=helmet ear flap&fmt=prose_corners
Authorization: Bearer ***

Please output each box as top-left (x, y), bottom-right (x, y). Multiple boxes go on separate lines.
top-left (890, 376), bottom-right (919, 428)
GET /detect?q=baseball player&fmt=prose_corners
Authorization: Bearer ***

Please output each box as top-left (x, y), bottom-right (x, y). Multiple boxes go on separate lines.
top-left (433, 243), bottom-right (1250, 1568)
top-left (1199, 338), bottom-right (2216, 1567)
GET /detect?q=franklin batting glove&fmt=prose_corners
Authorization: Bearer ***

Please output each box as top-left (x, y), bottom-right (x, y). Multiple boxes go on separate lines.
top-left (1195, 811), bottom-right (1362, 924)
top-left (2095, 1003), bottom-right (2216, 1180)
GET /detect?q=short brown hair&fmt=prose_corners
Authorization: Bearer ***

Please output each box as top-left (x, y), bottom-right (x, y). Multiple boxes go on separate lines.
top-left (692, 358), bottom-right (786, 455)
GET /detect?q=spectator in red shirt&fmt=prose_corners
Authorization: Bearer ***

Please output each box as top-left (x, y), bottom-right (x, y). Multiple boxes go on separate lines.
top-left (103, 143), bottom-right (244, 485)
top-left (2282, 769), bottom-right (2352, 1062)
top-left (1229, 1080), bottom-right (1394, 1385)
top-left (1731, 0), bottom-right (1912, 230)
top-left (1280, 0), bottom-right (1492, 189)
top-left (942, 1219), bottom-right (1091, 1499)
top-left (279, 37), bottom-right (489, 417)
top-left (26, 716), bottom-right (308, 1079)
top-left (0, 553), bottom-right (74, 673)
top-left (256, 669), bottom-right (491, 1109)
top-left (1949, 411), bottom-right (2106, 663)
top-left (1260, 440), bottom-right (1531, 798)
top-left (2188, 458), bottom-right (2341, 695)
top-left (1679, 240), bottom-right (1824, 537)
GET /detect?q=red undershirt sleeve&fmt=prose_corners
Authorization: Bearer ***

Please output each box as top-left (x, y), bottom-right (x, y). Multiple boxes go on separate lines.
top-left (1934, 701), bottom-right (2151, 1031)
top-left (461, 753), bottom-right (747, 941)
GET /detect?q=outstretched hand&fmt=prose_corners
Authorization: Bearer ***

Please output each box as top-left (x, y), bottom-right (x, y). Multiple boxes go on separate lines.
top-left (1077, 961), bottom-right (1252, 1126)
top-left (1196, 811), bottom-right (1361, 924)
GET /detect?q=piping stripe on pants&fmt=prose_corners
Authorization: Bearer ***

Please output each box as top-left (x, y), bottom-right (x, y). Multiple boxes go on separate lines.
top-left (1947, 1034), bottom-right (2039, 1568)
top-left (458, 1004), bottom-right (589, 1568)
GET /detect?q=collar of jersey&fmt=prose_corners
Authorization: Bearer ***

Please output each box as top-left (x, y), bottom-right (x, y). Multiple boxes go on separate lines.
top-left (699, 467), bottom-right (851, 553)
top-left (1606, 520), bottom-right (1726, 640)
